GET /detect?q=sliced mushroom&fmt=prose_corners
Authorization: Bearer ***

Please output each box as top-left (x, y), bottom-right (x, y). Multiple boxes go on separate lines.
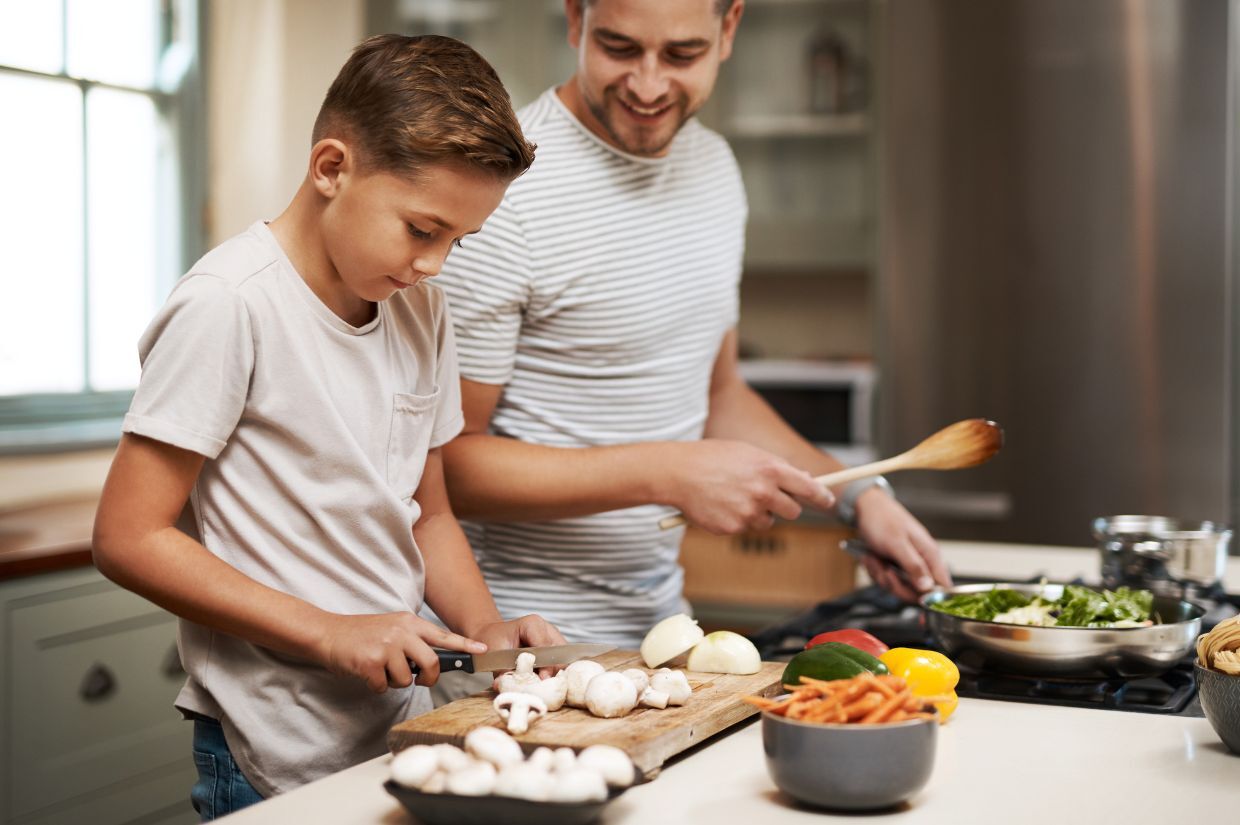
top-left (584, 671), bottom-right (639, 718)
top-left (493, 691), bottom-right (548, 734)
top-left (496, 651), bottom-right (569, 711)
top-left (650, 668), bottom-right (692, 706)
top-left (564, 660), bottom-right (606, 708)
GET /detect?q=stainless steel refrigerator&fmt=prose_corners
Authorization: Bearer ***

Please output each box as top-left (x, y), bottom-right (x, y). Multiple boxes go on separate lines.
top-left (875, 0), bottom-right (1240, 547)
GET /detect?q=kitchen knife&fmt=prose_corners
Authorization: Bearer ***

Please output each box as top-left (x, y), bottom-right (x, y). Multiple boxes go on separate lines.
top-left (409, 642), bottom-right (614, 675)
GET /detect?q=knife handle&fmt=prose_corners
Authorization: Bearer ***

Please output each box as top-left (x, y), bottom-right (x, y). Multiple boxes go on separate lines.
top-left (408, 649), bottom-right (475, 676)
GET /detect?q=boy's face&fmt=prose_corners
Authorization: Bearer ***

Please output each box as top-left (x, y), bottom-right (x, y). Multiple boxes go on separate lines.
top-left (321, 161), bottom-right (508, 303)
top-left (564, 0), bottom-right (742, 157)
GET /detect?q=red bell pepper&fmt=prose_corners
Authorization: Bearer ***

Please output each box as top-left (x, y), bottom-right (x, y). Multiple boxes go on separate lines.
top-left (804, 629), bottom-right (889, 658)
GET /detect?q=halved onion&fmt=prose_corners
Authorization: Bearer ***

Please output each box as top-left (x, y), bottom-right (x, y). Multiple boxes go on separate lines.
top-left (640, 613), bottom-right (704, 668)
top-left (685, 630), bottom-right (761, 675)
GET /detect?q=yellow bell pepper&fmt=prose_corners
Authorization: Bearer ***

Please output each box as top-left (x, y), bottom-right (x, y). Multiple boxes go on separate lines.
top-left (879, 647), bottom-right (961, 722)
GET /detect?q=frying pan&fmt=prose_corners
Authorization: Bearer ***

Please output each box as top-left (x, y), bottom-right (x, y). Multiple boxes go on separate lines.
top-left (921, 582), bottom-right (1204, 679)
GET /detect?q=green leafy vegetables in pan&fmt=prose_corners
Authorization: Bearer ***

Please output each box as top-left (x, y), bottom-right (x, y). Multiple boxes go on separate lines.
top-left (930, 585), bottom-right (1155, 628)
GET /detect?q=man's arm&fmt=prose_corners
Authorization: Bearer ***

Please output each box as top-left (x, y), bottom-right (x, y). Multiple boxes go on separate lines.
top-left (441, 377), bottom-right (834, 533)
top-left (703, 328), bottom-right (952, 598)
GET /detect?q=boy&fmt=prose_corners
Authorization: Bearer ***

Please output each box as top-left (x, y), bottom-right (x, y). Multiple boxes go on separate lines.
top-left (92, 34), bottom-right (562, 819)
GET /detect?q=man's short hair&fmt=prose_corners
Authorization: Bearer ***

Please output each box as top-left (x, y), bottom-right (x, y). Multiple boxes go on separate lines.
top-left (313, 34), bottom-right (535, 181)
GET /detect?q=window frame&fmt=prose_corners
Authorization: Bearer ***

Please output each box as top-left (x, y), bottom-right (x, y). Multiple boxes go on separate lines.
top-left (0, 0), bottom-right (206, 454)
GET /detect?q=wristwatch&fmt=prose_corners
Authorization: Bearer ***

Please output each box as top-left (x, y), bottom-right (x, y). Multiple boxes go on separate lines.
top-left (835, 475), bottom-right (893, 527)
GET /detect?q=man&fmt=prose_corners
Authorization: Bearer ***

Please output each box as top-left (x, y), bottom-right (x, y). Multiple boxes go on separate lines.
top-left (434, 0), bottom-right (951, 649)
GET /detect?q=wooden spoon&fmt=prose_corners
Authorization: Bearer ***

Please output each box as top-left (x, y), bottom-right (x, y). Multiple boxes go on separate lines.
top-left (658, 418), bottom-right (1004, 530)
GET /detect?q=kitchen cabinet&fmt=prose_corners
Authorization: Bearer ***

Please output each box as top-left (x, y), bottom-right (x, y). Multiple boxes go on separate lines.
top-left (0, 567), bottom-right (196, 825)
top-left (680, 522), bottom-right (857, 633)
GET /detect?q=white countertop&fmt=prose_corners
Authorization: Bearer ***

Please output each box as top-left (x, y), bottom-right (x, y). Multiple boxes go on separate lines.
top-left (220, 542), bottom-right (1240, 823)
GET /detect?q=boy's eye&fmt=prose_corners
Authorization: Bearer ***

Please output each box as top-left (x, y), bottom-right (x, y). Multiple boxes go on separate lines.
top-left (407, 224), bottom-right (431, 239)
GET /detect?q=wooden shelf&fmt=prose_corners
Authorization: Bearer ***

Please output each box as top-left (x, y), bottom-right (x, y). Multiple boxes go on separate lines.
top-left (744, 216), bottom-right (873, 272)
top-left (726, 112), bottom-right (870, 140)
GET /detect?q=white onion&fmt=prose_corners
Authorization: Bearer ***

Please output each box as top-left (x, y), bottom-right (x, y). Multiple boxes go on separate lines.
top-left (640, 613), bottom-right (704, 667)
top-left (685, 630), bottom-right (761, 674)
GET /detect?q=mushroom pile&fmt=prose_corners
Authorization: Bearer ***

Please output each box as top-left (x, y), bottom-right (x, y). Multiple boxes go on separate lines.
top-left (490, 652), bottom-right (694, 729)
top-left (390, 726), bottom-right (635, 803)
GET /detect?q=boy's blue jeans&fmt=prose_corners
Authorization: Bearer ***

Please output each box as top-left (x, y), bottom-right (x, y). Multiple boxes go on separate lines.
top-left (190, 715), bottom-right (265, 820)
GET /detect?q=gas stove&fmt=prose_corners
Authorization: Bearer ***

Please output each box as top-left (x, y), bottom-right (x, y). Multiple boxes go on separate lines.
top-left (748, 577), bottom-right (1240, 717)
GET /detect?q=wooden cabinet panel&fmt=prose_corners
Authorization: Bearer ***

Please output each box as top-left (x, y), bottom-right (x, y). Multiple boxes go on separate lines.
top-left (680, 523), bottom-right (858, 610)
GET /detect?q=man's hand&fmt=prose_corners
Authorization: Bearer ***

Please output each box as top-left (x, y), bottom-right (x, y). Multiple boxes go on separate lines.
top-left (317, 612), bottom-right (487, 692)
top-left (663, 440), bottom-right (836, 534)
top-left (853, 489), bottom-right (953, 602)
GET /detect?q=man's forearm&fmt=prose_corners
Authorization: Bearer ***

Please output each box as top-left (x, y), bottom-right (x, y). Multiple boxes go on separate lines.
top-left (705, 379), bottom-right (848, 481)
top-left (442, 434), bottom-right (677, 521)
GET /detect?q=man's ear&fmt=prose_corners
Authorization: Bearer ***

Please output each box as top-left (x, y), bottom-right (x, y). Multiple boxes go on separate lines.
top-left (565, 0), bottom-right (584, 49)
top-left (308, 138), bottom-right (350, 199)
top-left (718, 0), bottom-right (745, 62)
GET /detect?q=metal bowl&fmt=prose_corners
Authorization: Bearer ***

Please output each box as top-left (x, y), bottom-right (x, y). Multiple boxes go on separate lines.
top-left (921, 582), bottom-right (1205, 678)
top-left (1094, 515), bottom-right (1231, 603)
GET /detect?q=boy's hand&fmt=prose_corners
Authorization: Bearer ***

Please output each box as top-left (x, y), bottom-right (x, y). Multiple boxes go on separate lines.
top-left (319, 612), bottom-right (486, 693)
top-left (469, 614), bottom-right (568, 677)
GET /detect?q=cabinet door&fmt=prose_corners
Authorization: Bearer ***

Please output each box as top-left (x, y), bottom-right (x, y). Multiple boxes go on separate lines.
top-left (1, 569), bottom-right (193, 824)
top-left (680, 523), bottom-right (858, 609)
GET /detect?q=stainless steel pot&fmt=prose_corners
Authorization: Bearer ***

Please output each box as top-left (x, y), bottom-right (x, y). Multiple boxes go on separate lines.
top-left (921, 582), bottom-right (1204, 678)
top-left (1094, 515), bottom-right (1231, 602)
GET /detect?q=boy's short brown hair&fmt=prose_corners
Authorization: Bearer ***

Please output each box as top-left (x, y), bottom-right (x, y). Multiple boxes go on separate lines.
top-left (313, 34), bottom-right (534, 181)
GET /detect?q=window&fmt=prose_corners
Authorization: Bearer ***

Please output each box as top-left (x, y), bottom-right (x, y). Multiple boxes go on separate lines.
top-left (0, 0), bottom-right (203, 451)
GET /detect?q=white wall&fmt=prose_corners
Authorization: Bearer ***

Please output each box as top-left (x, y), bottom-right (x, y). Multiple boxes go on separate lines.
top-left (207, 0), bottom-right (365, 245)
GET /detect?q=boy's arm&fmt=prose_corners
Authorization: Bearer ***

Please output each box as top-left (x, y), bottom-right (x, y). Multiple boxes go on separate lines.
top-left (93, 433), bottom-right (484, 691)
top-left (415, 448), bottom-right (565, 652)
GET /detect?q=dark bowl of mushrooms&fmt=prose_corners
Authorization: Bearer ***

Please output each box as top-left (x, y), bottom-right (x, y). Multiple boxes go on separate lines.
top-left (386, 726), bottom-right (637, 825)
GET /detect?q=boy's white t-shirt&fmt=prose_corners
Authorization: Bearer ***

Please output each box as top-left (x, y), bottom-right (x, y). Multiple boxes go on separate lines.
top-left (122, 221), bottom-right (464, 796)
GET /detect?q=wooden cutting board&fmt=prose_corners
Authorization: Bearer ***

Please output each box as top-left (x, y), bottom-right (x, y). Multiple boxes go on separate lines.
top-left (387, 649), bottom-right (786, 777)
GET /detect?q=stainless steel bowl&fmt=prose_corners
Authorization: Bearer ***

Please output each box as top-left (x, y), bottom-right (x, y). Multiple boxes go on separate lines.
top-left (1094, 515), bottom-right (1231, 603)
top-left (921, 582), bottom-right (1205, 678)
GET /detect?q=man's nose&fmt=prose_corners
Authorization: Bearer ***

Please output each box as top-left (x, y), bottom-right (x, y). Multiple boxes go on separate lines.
top-left (626, 54), bottom-right (670, 103)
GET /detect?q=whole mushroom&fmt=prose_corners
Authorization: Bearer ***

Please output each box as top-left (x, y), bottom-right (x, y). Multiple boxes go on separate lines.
top-left (464, 725), bottom-right (525, 768)
top-left (493, 762), bottom-right (555, 801)
top-left (390, 745), bottom-right (439, 789)
top-left (493, 692), bottom-right (548, 734)
top-left (584, 671), bottom-right (639, 718)
top-left (444, 759), bottom-right (497, 796)
top-left (564, 659), bottom-right (606, 708)
top-left (547, 767), bottom-right (609, 803)
top-left (576, 744), bottom-right (637, 788)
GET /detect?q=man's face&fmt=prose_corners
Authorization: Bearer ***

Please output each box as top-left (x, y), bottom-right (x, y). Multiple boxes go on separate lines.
top-left (321, 161), bottom-right (508, 305)
top-left (563, 0), bottom-right (743, 157)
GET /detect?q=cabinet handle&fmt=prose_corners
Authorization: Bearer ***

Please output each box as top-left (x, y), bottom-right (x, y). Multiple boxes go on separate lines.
top-left (162, 643), bottom-right (185, 678)
top-left (80, 663), bottom-right (116, 702)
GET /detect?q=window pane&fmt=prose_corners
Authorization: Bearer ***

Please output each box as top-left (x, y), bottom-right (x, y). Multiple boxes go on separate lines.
top-left (0, 75), bottom-right (84, 395)
top-left (0, 0), bottom-right (63, 74)
top-left (86, 88), bottom-right (162, 391)
top-left (66, 0), bottom-right (160, 89)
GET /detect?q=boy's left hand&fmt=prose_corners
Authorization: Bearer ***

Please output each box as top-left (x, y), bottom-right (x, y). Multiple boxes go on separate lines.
top-left (470, 614), bottom-right (568, 676)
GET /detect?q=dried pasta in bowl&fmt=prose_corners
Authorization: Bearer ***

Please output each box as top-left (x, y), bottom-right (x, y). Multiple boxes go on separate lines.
top-left (1197, 615), bottom-right (1240, 675)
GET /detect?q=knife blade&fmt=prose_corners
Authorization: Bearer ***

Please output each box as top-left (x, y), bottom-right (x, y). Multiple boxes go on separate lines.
top-left (409, 642), bottom-right (615, 676)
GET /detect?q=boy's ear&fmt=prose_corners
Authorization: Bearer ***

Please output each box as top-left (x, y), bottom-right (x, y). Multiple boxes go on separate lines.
top-left (308, 138), bottom-right (350, 199)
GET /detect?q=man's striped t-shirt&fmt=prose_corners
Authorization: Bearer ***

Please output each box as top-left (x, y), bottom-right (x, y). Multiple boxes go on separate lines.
top-left (434, 88), bottom-right (747, 647)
